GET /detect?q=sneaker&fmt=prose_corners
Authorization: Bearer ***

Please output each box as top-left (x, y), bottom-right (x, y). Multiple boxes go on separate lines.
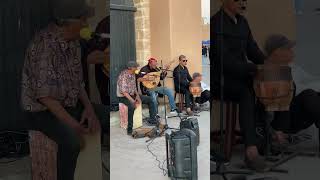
top-left (170, 109), bottom-right (178, 115)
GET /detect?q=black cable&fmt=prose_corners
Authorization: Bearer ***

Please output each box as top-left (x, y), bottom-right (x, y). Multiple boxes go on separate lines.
top-left (0, 158), bottom-right (20, 164)
top-left (102, 161), bottom-right (110, 174)
top-left (146, 137), bottom-right (167, 176)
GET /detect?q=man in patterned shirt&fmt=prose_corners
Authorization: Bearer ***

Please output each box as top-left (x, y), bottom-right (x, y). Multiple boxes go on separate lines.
top-left (117, 61), bottom-right (157, 135)
top-left (21, 0), bottom-right (107, 179)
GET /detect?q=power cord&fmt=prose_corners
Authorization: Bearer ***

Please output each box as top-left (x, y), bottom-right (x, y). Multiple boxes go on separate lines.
top-left (146, 137), bottom-right (167, 176)
top-left (102, 161), bottom-right (110, 174)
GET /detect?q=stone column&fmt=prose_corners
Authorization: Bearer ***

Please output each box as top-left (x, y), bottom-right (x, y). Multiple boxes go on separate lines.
top-left (150, 0), bottom-right (202, 89)
top-left (133, 0), bottom-right (151, 66)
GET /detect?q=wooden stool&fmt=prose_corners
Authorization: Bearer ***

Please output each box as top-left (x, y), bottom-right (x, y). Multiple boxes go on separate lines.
top-left (174, 92), bottom-right (185, 112)
top-left (29, 131), bottom-right (57, 180)
top-left (211, 100), bottom-right (240, 161)
top-left (29, 131), bottom-right (103, 180)
top-left (119, 103), bottom-right (142, 130)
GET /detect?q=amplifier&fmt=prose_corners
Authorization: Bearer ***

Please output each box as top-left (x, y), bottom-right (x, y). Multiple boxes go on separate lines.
top-left (180, 118), bottom-right (200, 146)
top-left (166, 129), bottom-right (198, 180)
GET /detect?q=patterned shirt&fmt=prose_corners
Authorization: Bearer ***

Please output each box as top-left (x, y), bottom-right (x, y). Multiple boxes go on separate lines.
top-left (21, 23), bottom-right (84, 112)
top-left (117, 69), bottom-right (137, 97)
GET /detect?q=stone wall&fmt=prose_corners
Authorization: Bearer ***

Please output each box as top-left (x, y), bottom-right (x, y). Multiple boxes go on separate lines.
top-left (133, 0), bottom-right (151, 66)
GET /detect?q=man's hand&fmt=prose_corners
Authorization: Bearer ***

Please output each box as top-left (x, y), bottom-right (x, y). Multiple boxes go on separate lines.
top-left (70, 120), bottom-right (90, 135)
top-left (273, 131), bottom-right (288, 144)
top-left (134, 98), bottom-right (141, 108)
top-left (80, 105), bottom-right (101, 134)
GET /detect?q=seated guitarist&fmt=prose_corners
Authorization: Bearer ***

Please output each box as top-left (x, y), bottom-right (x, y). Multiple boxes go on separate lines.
top-left (137, 58), bottom-right (178, 115)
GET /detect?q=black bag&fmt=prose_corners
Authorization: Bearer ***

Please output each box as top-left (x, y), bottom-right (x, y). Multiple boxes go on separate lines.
top-left (166, 129), bottom-right (198, 180)
top-left (180, 118), bottom-right (200, 146)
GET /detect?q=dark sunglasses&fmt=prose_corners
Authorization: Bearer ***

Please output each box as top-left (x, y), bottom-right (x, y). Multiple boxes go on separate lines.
top-left (182, 60), bottom-right (188, 62)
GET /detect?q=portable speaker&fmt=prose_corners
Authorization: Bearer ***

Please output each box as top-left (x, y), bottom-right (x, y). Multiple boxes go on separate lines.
top-left (166, 129), bottom-right (198, 180)
top-left (180, 118), bottom-right (200, 146)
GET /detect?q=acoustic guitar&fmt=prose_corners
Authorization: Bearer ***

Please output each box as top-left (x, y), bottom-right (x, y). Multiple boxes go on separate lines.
top-left (141, 59), bottom-right (175, 89)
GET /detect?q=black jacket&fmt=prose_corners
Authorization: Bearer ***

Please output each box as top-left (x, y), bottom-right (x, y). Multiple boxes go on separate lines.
top-left (173, 65), bottom-right (192, 92)
top-left (211, 9), bottom-right (265, 86)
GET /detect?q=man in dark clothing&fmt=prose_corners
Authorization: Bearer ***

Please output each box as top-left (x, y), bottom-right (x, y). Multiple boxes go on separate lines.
top-left (81, 16), bottom-right (109, 106)
top-left (136, 58), bottom-right (177, 115)
top-left (211, 0), bottom-right (266, 171)
top-left (261, 34), bottom-right (320, 143)
top-left (173, 55), bottom-right (193, 115)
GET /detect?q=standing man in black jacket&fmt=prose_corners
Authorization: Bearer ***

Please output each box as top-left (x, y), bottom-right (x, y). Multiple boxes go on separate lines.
top-left (211, 0), bottom-right (266, 171)
top-left (173, 55), bottom-right (193, 115)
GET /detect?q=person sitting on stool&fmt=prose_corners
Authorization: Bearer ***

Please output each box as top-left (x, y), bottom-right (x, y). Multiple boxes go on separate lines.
top-left (136, 57), bottom-right (178, 115)
top-left (262, 34), bottom-right (320, 143)
top-left (173, 55), bottom-right (194, 115)
top-left (117, 61), bottom-right (157, 134)
top-left (21, 1), bottom-right (106, 179)
top-left (192, 72), bottom-right (210, 105)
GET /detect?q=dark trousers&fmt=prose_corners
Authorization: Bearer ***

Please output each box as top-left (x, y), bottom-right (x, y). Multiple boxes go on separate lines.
top-left (213, 80), bottom-right (257, 147)
top-left (118, 95), bottom-right (156, 133)
top-left (272, 89), bottom-right (320, 134)
top-left (196, 90), bottom-right (210, 104)
top-left (176, 87), bottom-right (193, 108)
top-left (26, 102), bottom-right (107, 180)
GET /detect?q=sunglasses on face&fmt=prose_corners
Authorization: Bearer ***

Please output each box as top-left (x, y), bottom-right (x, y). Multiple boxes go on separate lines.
top-left (182, 60), bottom-right (188, 62)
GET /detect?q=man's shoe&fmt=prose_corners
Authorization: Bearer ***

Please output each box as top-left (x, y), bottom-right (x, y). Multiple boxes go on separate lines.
top-left (127, 131), bottom-right (132, 136)
top-left (186, 108), bottom-right (193, 116)
top-left (170, 109), bottom-right (178, 115)
top-left (244, 155), bottom-right (268, 172)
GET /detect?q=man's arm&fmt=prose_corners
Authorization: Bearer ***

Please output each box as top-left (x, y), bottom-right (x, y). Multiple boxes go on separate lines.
top-left (79, 86), bottom-right (92, 108)
top-left (212, 14), bottom-right (258, 79)
top-left (245, 19), bottom-right (265, 65)
top-left (186, 69), bottom-right (192, 82)
top-left (38, 97), bottom-right (86, 133)
top-left (173, 68), bottom-right (188, 87)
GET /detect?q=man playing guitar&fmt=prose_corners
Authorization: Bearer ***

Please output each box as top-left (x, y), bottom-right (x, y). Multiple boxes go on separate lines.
top-left (137, 58), bottom-right (178, 115)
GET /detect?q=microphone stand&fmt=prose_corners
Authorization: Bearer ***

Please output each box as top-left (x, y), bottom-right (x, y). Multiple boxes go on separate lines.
top-left (211, 9), bottom-right (253, 179)
top-left (146, 60), bottom-right (180, 142)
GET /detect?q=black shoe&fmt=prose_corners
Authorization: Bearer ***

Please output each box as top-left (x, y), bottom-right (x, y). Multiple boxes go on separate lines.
top-left (244, 155), bottom-right (268, 172)
top-left (147, 118), bottom-right (158, 125)
top-left (127, 129), bottom-right (132, 136)
top-left (211, 152), bottom-right (230, 166)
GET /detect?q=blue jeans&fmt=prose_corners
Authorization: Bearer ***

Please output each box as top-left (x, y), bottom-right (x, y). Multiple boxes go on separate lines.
top-left (148, 87), bottom-right (177, 112)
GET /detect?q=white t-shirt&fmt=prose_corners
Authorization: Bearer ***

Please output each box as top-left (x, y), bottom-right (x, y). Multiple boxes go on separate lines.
top-left (290, 63), bottom-right (320, 94)
top-left (201, 81), bottom-right (210, 92)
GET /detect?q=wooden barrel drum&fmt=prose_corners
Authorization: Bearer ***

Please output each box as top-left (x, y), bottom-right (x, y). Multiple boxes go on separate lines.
top-left (254, 65), bottom-right (294, 111)
top-left (189, 82), bottom-right (202, 97)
